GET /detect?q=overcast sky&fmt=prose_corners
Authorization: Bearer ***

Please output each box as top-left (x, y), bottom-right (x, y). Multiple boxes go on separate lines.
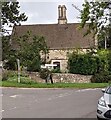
top-left (4, 0), bottom-right (85, 35)
top-left (18, 0), bottom-right (85, 25)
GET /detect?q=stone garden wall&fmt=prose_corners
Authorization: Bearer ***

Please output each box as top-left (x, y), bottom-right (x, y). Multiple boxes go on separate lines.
top-left (53, 73), bottom-right (92, 83)
top-left (27, 72), bottom-right (92, 83)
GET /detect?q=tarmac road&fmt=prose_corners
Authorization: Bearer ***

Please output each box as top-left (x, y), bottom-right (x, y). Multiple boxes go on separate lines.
top-left (1, 87), bottom-right (103, 118)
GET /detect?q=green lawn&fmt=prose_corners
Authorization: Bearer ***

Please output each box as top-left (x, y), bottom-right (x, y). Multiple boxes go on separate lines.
top-left (1, 81), bottom-right (110, 89)
top-left (1, 76), bottom-right (110, 89)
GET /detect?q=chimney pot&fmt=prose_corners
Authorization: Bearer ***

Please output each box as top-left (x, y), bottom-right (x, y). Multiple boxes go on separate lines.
top-left (58, 5), bottom-right (67, 24)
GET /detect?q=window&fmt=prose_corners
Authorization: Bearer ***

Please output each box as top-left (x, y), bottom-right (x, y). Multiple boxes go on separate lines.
top-left (53, 61), bottom-right (60, 70)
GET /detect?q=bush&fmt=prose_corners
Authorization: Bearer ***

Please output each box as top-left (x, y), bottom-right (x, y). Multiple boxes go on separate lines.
top-left (26, 56), bottom-right (41, 72)
top-left (3, 56), bottom-right (17, 70)
top-left (51, 68), bottom-right (61, 73)
top-left (68, 53), bottom-right (99, 75)
top-left (91, 72), bottom-right (111, 83)
top-left (2, 70), bottom-right (17, 81)
top-left (68, 49), bottom-right (111, 75)
top-left (20, 77), bottom-right (37, 84)
top-left (2, 71), bottom-right (8, 81)
top-left (108, 50), bottom-right (111, 72)
top-left (39, 68), bottom-right (50, 79)
top-left (2, 70), bottom-right (29, 81)
top-left (97, 49), bottom-right (109, 72)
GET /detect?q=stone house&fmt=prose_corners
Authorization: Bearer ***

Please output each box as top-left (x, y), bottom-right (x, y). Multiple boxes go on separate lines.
top-left (12, 5), bottom-right (96, 72)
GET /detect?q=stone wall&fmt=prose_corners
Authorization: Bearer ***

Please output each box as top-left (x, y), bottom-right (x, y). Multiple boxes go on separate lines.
top-left (53, 73), bottom-right (92, 83)
top-left (27, 72), bottom-right (92, 83)
top-left (2, 70), bottom-right (92, 83)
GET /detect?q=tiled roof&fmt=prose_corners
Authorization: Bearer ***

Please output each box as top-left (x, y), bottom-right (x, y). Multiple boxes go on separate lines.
top-left (12, 23), bottom-right (95, 49)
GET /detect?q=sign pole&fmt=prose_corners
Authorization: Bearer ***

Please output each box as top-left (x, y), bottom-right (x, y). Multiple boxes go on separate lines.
top-left (17, 59), bottom-right (20, 83)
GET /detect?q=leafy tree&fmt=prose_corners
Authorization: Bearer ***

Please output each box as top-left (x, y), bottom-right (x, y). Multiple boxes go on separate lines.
top-left (1, 1), bottom-right (27, 33)
top-left (2, 36), bottom-right (11, 61)
top-left (1, 1), bottom-right (27, 69)
top-left (3, 50), bottom-right (17, 70)
top-left (2, 35), bottom-right (18, 70)
top-left (14, 31), bottom-right (48, 72)
top-left (80, 0), bottom-right (111, 48)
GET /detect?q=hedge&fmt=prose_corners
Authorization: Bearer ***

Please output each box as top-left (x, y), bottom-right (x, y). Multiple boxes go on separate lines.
top-left (68, 49), bottom-right (111, 75)
top-left (68, 53), bottom-right (99, 75)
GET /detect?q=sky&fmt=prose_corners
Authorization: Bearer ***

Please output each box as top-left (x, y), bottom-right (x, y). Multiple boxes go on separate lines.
top-left (4, 0), bottom-right (85, 35)
top-left (18, 0), bottom-right (85, 25)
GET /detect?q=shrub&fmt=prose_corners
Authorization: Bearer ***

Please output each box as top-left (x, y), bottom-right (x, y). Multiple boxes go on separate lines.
top-left (2, 70), bottom-right (8, 81)
top-left (26, 56), bottom-right (41, 72)
top-left (68, 49), bottom-right (111, 75)
top-left (91, 72), bottom-right (111, 83)
top-left (39, 68), bottom-right (50, 79)
top-left (68, 53), bottom-right (99, 75)
top-left (51, 68), bottom-right (61, 73)
top-left (108, 50), bottom-right (111, 72)
top-left (3, 56), bottom-right (17, 70)
top-left (20, 77), bottom-right (37, 84)
top-left (97, 49), bottom-right (109, 72)
top-left (2, 70), bottom-right (17, 81)
top-left (2, 70), bottom-right (29, 81)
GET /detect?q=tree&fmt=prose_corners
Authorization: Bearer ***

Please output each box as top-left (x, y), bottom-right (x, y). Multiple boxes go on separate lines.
top-left (2, 35), bottom-right (17, 70)
top-left (1, 1), bottom-right (27, 69)
top-left (13, 31), bottom-right (48, 72)
top-left (1, 1), bottom-right (27, 34)
top-left (80, 0), bottom-right (111, 49)
top-left (2, 35), bottom-right (11, 61)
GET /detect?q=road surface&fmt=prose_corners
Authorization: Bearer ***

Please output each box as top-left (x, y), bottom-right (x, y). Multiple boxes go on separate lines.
top-left (1, 87), bottom-right (103, 118)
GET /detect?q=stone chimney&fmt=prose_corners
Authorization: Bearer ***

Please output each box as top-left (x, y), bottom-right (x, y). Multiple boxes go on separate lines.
top-left (58, 5), bottom-right (67, 24)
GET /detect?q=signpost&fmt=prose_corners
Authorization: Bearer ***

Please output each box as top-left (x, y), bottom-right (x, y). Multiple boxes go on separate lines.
top-left (41, 64), bottom-right (57, 70)
top-left (17, 59), bottom-right (20, 83)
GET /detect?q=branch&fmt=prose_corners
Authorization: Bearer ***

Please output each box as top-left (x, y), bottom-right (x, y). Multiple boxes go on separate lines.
top-left (72, 4), bottom-right (82, 13)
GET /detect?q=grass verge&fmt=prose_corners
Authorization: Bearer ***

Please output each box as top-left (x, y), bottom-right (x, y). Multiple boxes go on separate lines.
top-left (0, 81), bottom-right (110, 89)
top-left (1, 76), bottom-right (110, 89)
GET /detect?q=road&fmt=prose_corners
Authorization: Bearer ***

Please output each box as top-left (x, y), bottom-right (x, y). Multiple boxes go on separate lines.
top-left (1, 87), bottom-right (103, 118)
